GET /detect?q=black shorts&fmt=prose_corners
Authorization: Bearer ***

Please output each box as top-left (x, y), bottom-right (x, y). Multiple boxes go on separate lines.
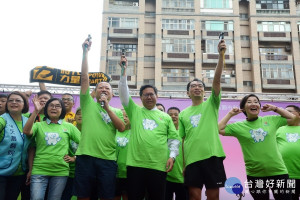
top-left (115, 178), bottom-right (128, 196)
top-left (73, 155), bottom-right (117, 199)
top-left (127, 166), bottom-right (167, 200)
top-left (165, 181), bottom-right (188, 200)
top-left (184, 156), bottom-right (226, 190)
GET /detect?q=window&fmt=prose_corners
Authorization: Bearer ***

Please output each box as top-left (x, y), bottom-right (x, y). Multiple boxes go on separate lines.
top-left (162, 69), bottom-right (192, 77)
top-left (108, 17), bottom-right (138, 28)
top-left (261, 64), bottom-right (294, 79)
top-left (256, 0), bottom-right (289, 10)
top-left (257, 21), bottom-right (291, 32)
top-left (145, 34), bottom-right (155, 38)
top-left (162, 39), bottom-right (195, 53)
top-left (240, 13), bottom-right (248, 19)
top-left (243, 81), bottom-right (253, 87)
top-left (162, 0), bottom-right (194, 8)
top-left (259, 48), bottom-right (283, 55)
top-left (162, 19), bottom-right (195, 30)
top-left (113, 44), bottom-right (137, 52)
top-left (201, 0), bottom-right (232, 9)
top-left (240, 35), bottom-right (250, 40)
top-left (242, 58), bottom-right (251, 63)
top-left (107, 60), bottom-right (135, 75)
top-left (206, 40), bottom-right (234, 54)
top-left (202, 21), bottom-right (233, 31)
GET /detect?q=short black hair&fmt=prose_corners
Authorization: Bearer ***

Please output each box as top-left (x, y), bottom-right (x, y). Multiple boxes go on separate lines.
top-left (286, 105), bottom-right (300, 113)
top-left (240, 94), bottom-right (261, 116)
top-left (37, 90), bottom-right (52, 98)
top-left (44, 98), bottom-right (66, 120)
top-left (167, 107), bottom-right (180, 113)
top-left (62, 93), bottom-right (74, 102)
top-left (0, 94), bottom-right (8, 99)
top-left (186, 78), bottom-right (206, 91)
top-left (139, 85), bottom-right (158, 97)
top-left (156, 103), bottom-right (165, 112)
top-left (6, 91), bottom-right (29, 114)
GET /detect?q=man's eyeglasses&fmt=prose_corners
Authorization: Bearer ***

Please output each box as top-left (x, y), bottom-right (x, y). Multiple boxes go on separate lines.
top-left (142, 93), bottom-right (155, 98)
top-left (190, 84), bottom-right (204, 89)
top-left (62, 98), bottom-right (73, 102)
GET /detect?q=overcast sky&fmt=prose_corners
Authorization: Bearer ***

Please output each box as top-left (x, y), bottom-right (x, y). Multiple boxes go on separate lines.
top-left (0, 0), bottom-right (103, 85)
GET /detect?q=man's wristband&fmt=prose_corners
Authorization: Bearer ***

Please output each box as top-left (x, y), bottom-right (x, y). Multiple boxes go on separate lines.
top-left (171, 157), bottom-right (176, 163)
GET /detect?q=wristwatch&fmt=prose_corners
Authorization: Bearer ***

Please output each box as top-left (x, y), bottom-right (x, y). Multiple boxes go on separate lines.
top-left (171, 157), bottom-right (176, 163)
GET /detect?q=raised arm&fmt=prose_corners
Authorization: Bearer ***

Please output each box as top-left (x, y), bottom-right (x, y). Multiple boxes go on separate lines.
top-left (81, 38), bottom-right (92, 95)
top-left (218, 107), bottom-right (242, 136)
top-left (212, 39), bottom-right (227, 96)
top-left (261, 104), bottom-right (297, 125)
top-left (39, 82), bottom-right (47, 91)
top-left (23, 95), bottom-right (44, 136)
top-left (118, 55), bottom-right (130, 106)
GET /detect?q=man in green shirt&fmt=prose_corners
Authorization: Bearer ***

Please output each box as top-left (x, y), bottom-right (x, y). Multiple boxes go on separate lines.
top-left (179, 39), bottom-right (227, 200)
top-left (115, 109), bottom-right (131, 200)
top-left (118, 57), bottom-right (180, 200)
top-left (276, 105), bottom-right (300, 200)
top-left (73, 38), bottom-right (125, 200)
top-left (166, 107), bottom-right (188, 200)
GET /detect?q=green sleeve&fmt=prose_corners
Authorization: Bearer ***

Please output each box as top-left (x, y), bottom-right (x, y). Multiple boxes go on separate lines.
top-left (31, 122), bottom-right (39, 138)
top-left (210, 88), bottom-right (221, 108)
top-left (0, 117), bottom-right (6, 141)
top-left (69, 124), bottom-right (81, 144)
top-left (224, 122), bottom-right (238, 137)
top-left (80, 87), bottom-right (94, 107)
top-left (179, 114), bottom-right (185, 138)
top-left (123, 97), bottom-right (137, 120)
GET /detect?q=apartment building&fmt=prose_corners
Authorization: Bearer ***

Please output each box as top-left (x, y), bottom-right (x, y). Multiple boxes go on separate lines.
top-left (100, 0), bottom-right (300, 93)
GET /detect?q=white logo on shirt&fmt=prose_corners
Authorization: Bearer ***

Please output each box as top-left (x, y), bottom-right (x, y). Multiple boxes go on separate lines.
top-left (143, 119), bottom-right (158, 130)
top-left (100, 111), bottom-right (112, 124)
top-left (286, 133), bottom-right (300, 143)
top-left (116, 137), bottom-right (129, 147)
top-left (190, 114), bottom-right (201, 127)
top-left (250, 128), bottom-right (267, 143)
top-left (45, 132), bottom-right (61, 145)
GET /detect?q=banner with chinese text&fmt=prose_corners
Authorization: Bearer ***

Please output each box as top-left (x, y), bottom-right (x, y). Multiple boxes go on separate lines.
top-left (30, 66), bottom-right (111, 86)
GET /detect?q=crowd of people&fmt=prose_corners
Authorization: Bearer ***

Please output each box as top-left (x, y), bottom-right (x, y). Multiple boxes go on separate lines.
top-left (0, 38), bottom-right (299, 200)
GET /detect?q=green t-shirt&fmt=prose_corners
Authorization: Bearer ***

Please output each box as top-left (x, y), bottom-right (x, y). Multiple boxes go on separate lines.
top-left (0, 117), bottom-right (25, 176)
top-left (68, 131), bottom-right (81, 178)
top-left (167, 136), bottom-right (184, 183)
top-left (276, 125), bottom-right (300, 179)
top-left (124, 97), bottom-right (179, 172)
top-left (76, 87), bottom-right (124, 161)
top-left (31, 120), bottom-right (81, 176)
top-left (179, 90), bottom-right (225, 167)
top-left (225, 115), bottom-right (288, 177)
top-left (116, 129), bottom-right (131, 178)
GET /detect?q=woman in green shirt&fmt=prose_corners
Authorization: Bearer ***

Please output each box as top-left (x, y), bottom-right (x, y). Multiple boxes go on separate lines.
top-left (23, 96), bottom-right (81, 200)
top-left (219, 94), bottom-right (296, 200)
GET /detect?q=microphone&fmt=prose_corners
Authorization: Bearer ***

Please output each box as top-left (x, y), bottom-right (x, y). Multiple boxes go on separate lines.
top-left (100, 94), bottom-right (105, 107)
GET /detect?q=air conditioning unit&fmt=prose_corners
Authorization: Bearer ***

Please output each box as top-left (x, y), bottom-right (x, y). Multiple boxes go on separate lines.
top-left (285, 45), bottom-right (291, 52)
top-left (133, 2), bottom-right (139, 6)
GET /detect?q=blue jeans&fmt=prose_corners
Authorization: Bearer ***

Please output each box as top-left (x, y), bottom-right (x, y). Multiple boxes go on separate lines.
top-left (30, 175), bottom-right (68, 200)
